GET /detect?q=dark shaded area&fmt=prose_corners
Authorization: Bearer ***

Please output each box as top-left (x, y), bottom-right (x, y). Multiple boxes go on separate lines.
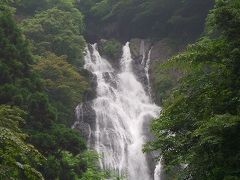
top-left (78, 0), bottom-right (214, 42)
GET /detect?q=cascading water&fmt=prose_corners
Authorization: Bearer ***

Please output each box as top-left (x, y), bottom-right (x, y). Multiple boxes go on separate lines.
top-left (77, 42), bottom-right (161, 179)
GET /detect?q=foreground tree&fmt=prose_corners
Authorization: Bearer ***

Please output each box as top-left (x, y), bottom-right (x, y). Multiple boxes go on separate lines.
top-left (0, 105), bottom-right (45, 179)
top-left (146, 0), bottom-right (240, 179)
top-left (21, 7), bottom-right (85, 66)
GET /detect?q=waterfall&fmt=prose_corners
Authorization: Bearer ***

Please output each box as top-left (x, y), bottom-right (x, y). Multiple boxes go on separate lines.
top-left (145, 48), bottom-right (152, 97)
top-left (78, 42), bottom-right (161, 179)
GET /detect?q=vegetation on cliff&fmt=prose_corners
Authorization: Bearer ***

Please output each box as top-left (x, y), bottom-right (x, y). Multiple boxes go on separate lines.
top-left (98, 39), bottom-right (122, 60)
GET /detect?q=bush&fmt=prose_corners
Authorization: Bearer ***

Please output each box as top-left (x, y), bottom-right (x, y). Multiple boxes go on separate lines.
top-left (99, 39), bottom-right (122, 60)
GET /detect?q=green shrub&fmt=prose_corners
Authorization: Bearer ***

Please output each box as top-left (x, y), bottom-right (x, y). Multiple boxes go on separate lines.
top-left (99, 39), bottom-right (122, 60)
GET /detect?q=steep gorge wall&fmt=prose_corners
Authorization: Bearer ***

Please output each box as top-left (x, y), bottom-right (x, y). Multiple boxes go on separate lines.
top-left (128, 38), bottom-right (186, 105)
top-left (78, 38), bottom-right (186, 121)
top-left (74, 38), bottom-right (186, 179)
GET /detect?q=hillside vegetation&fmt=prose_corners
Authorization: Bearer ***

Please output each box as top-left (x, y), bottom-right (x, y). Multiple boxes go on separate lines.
top-left (1, 0), bottom-right (239, 179)
top-left (0, 1), bottom-right (106, 179)
top-left (146, 0), bottom-right (240, 179)
top-left (78, 0), bottom-right (213, 41)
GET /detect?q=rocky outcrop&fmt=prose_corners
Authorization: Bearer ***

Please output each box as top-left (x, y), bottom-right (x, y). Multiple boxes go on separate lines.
top-left (129, 39), bottom-right (152, 92)
top-left (128, 38), bottom-right (186, 179)
top-left (74, 38), bottom-right (185, 179)
top-left (79, 68), bottom-right (97, 102)
top-left (150, 39), bottom-right (175, 64)
top-left (149, 38), bottom-right (186, 105)
top-left (73, 101), bottom-right (96, 146)
top-left (73, 46), bottom-right (98, 146)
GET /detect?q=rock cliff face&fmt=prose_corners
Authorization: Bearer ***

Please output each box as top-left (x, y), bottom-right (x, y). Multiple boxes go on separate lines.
top-left (75, 38), bottom-right (185, 140)
top-left (73, 45), bottom-right (97, 146)
top-left (150, 39), bottom-right (175, 64)
top-left (129, 39), bottom-right (151, 93)
top-left (149, 39), bottom-right (183, 105)
top-left (128, 38), bottom-right (186, 179)
top-left (74, 39), bottom-right (185, 179)
top-left (74, 101), bottom-right (96, 146)
top-left (128, 38), bottom-right (185, 105)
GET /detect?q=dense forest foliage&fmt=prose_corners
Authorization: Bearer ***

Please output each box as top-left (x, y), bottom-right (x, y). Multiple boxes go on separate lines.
top-left (1, 0), bottom-right (239, 179)
top-left (78, 0), bottom-right (214, 41)
top-left (146, 0), bottom-right (240, 179)
top-left (0, 0), bottom-right (106, 179)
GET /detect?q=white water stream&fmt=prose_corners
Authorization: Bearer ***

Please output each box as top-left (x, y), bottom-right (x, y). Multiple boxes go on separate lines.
top-left (81, 42), bottom-right (161, 179)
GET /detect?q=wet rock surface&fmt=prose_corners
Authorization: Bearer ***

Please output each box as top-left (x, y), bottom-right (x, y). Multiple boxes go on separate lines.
top-left (74, 101), bottom-right (96, 146)
top-left (74, 39), bottom-right (184, 179)
top-left (129, 39), bottom-right (152, 93)
top-left (150, 39), bottom-right (174, 64)
top-left (128, 38), bottom-right (187, 178)
top-left (149, 39), bottom-right (186, 106)
top-left (129, 38), bottom-right (161, 178)
top-left (74, 53), bottom-right (98, 146)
